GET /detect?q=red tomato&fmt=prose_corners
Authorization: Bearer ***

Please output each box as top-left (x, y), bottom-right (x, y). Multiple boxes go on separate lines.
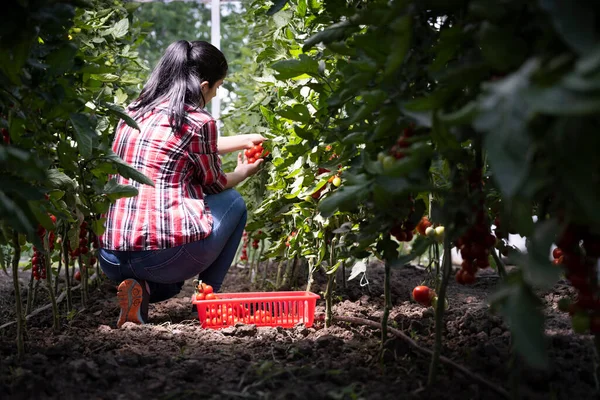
top-left (412, 285), bottom-right (433, 306)
top-left (74, 270), bottom-right (81, 281)
top-left (205, 293), bottom-right (217, 300)
top-left (202, 284), bottom-right (214, 294)
top-left (196, 292), bottom-right (205, 301)
top-left (461, 259), bottom-right (477, 274)
top-left (416, 217), bottom-right (431, 236)
top-left (456, 269), bottom-right (476, 285)
top-left (552, 247), bottom-right (563, 260)
top-left (248, 157), bottom-right (256, 164)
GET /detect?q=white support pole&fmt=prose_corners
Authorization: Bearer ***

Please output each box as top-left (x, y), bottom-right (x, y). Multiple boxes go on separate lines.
top-left (210, 0), bottom-right (221, 124)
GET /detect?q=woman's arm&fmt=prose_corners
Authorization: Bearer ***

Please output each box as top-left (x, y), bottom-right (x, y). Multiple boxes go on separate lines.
top-left (217, 134), bottom-right (266, 155)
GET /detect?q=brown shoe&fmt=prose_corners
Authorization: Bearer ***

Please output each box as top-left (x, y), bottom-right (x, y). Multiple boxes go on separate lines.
top-left (116, 279), bottom-right (149, 328)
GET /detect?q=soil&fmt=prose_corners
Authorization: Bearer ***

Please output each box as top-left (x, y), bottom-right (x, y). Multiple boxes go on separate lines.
top-left (0, 261), bottom-right (597, 400)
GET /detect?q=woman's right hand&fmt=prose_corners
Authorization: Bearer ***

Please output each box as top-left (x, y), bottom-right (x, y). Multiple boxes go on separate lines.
top-left (235, 151), bottom-right (264, 178)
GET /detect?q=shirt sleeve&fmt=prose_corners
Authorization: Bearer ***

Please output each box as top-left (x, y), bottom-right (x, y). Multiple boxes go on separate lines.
top-left (188, 119), bottom-right (228, 194)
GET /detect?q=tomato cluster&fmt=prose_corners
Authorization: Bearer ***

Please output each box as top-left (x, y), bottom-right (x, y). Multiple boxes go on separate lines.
top-left (195, 281), bottom-right (217, 301)
top-left (455, 220), bottom-right (496, 285)
top-left (454, 168), bottom-right (495, 285)
top-left (240, 231), bottom-right (248, 261)
top-left (389, 196), bottom-right (416, 242)
top-left (555, 225), bottom-right (600, 334)
top-left (202, 305), bottom-right (286, 327)
top-left (31, 249), bottom-right (46, 281)
top-left (244, 143), bottom-right (268, 164)
top-left (389, 126), bottom-right (414, 160)
top-left (68, 221), bottom-right (90, 258)
top-left (251, 231), bottom-right (261, 249)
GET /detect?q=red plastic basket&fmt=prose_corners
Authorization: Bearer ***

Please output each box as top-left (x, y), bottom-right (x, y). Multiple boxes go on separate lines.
top-left (191, 291), bottom-right (320, 329)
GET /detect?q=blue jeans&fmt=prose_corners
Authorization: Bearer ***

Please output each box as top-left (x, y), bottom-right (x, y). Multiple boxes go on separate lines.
top-left (98, 189), bottom-right (247, 303)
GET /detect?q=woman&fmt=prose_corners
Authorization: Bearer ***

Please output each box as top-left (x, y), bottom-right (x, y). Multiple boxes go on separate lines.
top-left (99, 40), bottom-right (264, 328)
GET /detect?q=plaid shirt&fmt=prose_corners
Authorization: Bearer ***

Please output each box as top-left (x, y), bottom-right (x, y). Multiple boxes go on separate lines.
top-left (100, 103), bottom-right (228, 251)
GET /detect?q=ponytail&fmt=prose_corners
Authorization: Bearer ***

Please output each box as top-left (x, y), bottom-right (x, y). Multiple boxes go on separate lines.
top-left (132, 40), bottom-right (228, 133)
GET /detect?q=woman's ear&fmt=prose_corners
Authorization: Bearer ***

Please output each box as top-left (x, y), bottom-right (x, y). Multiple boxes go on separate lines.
top-left (200, 81), bottom-right (209, 93)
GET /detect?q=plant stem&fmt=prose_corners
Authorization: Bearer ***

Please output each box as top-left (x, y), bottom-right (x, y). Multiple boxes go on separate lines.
top-left (275, 259), bottom-right (285, 289)
top-left (54, 250), bottom-right (62, 295)
top-left (25, 269), bottom-right (35, 315)
top-left (305, 258), bottom-right (316, 292)
top-left (11, 232), bottom-right (24, 361)
top-left (44, 235), bottom-right (60, 331)
top-left (62, 230), bottom-right (72, 311)
top-left (325, 237), bottom-right (336, 328)
top-left (261, 259), bottom-right (270, 289)
top-left (250, 243), bottom-right (259, 284)
top-left (381, 260), bottom-right (392, 350)
top-left (341, 259), bottom-right (346, 289)
top-left (428, 235), bottom-right (452, 386)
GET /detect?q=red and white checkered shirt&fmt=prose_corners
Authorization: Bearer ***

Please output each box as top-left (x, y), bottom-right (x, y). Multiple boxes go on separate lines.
top-left (100, 103), bottom-right (228, 251)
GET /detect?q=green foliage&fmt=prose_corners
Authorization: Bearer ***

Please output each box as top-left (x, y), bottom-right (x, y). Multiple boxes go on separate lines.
top-left (228, 0), bottom-right (600, 369)
top-left (0, 0), bottom-right (152, 243)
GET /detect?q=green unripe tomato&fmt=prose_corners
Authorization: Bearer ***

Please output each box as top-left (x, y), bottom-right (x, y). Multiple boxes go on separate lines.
top-left (332, 176), bottom-right (341, 187)
top-left (382, 155), bottom-right (396, 172)
top-left (425, 226), bottom-right (435, 237)
top-left (377, 152), bottom-right (386, 163)
top-left (431, 296), bottom-right (449, 311)
top-left (434, 226), bottom-right (445, 242)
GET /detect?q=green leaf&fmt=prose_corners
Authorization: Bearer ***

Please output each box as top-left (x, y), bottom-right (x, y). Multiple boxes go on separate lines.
top-left (474, 60), bottom-right (537, 199)
top-left (102, 103), bottom-right (140, 130)
top-left (303, 20), bottom-right (357, 51)
top-left (383, 15), bottom-right (411, 77)
top-left (91, 218), bottom-right (106, 237)
top-left (112, 18), bottom-right (130, 38)
top-left (318, 181), bottom-right (370, 218)
top-left (47, 169), bottom-right (76, 190)
top-left (69, 113), bottom-right (96, 158)
top-left (271, 54), bottom-right (319, 80)
top-left (438, 101), bottom-right (477, 126)
top-left (103, 179), bottom-right (138, 201)
top-left (540, 0), bottom-right (598, 55)
top-left (431, 111), bottom-right (461, 152)
top-left (104, 150), bottom-right (154, 187)
top-left (267, 0), bottom-right (289, 16)
top-left (391, 236), bottom-right (435, 267)
top-left (278, 104), bottom-right (312, 123)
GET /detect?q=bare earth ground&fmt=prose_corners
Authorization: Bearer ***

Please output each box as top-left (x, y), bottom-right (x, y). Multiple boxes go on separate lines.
top-left (0, 261), bottom-right (597, 400)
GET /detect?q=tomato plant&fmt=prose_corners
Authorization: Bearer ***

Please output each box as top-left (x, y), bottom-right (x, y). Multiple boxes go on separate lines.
top-left (221, 0), bottom-right (600, 384)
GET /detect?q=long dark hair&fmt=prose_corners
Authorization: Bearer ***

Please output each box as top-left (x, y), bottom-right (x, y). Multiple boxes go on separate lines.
top-left (131, 40), bottom-right (228, 132)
